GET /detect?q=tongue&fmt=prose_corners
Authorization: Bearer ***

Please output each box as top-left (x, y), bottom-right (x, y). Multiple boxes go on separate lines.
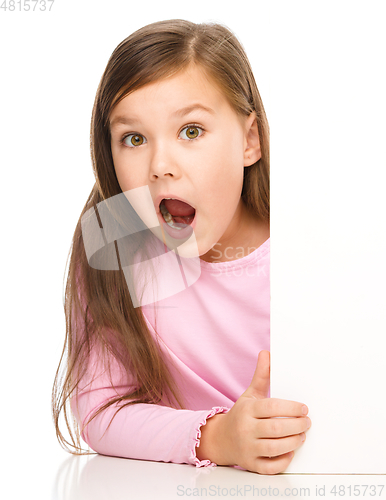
top-left (163, 199), bottom-right (195, 225)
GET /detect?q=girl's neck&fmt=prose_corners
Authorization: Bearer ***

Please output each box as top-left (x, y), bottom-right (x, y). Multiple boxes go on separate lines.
top-left (199, 202), bottom-right (270, 264)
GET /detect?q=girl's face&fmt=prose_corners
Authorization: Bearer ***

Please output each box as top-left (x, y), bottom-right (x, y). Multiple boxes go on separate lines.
top-left (109, 64), bottom-right (262, 262)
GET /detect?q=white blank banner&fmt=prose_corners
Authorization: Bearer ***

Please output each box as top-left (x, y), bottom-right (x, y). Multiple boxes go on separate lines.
top-left (270, 2), bottom-right (386, 473)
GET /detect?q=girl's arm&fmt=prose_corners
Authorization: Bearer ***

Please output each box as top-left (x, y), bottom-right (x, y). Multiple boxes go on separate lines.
top-left (70, 343), bottom-right (230, 467)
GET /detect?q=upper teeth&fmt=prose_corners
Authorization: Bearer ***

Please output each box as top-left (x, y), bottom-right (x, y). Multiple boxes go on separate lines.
top-left (160, 201), bottom-right (172, 218)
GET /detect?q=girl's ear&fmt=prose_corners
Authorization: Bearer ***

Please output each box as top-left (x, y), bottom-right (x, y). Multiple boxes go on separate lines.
top-left (243, 112), bottom-right (261, 167)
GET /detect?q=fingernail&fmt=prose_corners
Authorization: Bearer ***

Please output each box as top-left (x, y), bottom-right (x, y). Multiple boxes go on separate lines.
top-left (302, 405), bottom-right (308, 415)
top-left (306, 417), bottom-right (311, 428)
top-left (300, 432), bottom-right (306, 442)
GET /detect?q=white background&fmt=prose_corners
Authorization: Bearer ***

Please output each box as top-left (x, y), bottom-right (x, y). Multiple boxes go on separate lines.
top-left (1, 0), bottom-right (385, 497)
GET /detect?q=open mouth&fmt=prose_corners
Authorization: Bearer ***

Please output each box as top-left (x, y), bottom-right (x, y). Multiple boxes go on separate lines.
top-left (159, 198), bottom-right (196, 231)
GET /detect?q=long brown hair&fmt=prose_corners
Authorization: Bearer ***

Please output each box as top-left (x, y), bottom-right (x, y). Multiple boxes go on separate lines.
top-left (52, 19), bottom-right (270, 454)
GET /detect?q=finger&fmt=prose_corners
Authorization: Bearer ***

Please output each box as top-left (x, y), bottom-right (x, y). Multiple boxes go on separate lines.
top-left (256, 416), bottom-right (311, 438)
top-left (254, 451), bottom-right (294, 475)
top-left (256, 432), bottom-right (306, 459)
top-left (242, 350), bottom-right (270, 400)
top-left (252, 398), bottom-right (309, 418)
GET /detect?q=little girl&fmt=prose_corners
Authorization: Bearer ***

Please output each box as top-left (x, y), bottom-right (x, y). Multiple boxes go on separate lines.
top-left (52, 19), bottom-right (311, 475)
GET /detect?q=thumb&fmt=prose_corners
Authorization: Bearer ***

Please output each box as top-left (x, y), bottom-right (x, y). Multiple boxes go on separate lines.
top-left (242, 350), bottom-right (270, 400)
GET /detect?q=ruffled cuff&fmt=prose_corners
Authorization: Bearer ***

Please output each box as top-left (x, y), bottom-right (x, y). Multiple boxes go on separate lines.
top-left (191, 406), bottom-right (231, 468)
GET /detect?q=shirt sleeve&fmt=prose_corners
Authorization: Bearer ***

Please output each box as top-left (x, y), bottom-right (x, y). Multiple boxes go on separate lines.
top-left (70, 342), bottom-right (231, 468)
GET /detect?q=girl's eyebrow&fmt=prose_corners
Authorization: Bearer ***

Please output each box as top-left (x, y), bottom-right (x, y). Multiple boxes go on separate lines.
top-left (110, 103), bottom-right (215, 129)
top-left (171, 103), bottom-right (215, 118)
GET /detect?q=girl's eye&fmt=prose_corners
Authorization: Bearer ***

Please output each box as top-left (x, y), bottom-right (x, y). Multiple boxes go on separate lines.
top-left (122, 134), bottom-right (147, 147)
top-left (179, 125), bottom-right (204, 140)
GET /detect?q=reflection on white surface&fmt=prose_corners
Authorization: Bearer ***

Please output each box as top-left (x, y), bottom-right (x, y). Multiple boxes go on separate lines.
top-left (53, 454), bottom-right (385, 500)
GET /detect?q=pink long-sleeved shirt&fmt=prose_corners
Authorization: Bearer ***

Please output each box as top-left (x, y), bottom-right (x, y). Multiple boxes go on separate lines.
top-left (71, 237), bottom-right (270, 467)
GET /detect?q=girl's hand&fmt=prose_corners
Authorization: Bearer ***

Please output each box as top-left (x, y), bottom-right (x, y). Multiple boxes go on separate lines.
top-left (197, 351), bottom-right (311, 474)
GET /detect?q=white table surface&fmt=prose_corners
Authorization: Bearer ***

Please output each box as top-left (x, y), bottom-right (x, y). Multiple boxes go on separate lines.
top-left (14, 447), bottom-right (384, 500)
top-left (53, 455), bottom-right (385, 500)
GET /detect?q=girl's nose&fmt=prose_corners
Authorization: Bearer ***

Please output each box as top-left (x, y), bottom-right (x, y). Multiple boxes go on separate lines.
top-left (149, 142), bottom-right (180, 179)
